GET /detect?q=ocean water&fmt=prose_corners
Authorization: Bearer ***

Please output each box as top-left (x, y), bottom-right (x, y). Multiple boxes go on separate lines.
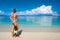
top-left (0, 15), bottom-right (60, 31)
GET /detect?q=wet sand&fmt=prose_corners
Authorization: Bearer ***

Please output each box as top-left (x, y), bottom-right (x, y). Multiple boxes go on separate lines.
top-left (0, 32), bottom-right (60, 40)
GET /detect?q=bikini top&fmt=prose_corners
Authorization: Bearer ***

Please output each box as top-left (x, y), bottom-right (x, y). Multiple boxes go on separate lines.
top-left (13, 14), bottom-right (17, 18)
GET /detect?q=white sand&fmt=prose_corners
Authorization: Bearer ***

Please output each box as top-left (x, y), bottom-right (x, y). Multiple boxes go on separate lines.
top-left (0, 32), bottom-right (60, 40)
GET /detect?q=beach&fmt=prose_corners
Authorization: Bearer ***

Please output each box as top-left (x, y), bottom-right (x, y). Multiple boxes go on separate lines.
top-left (0, 15), bottom-right (60, 40)
top-left (0, 31), bottom-right (60, 40)
top-left (0, 0), bottom-right (60, 40)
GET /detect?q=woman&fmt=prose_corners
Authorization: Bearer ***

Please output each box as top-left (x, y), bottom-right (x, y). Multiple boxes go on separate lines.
top-left (10, 9), bottom-right (22, 37)
top-left (10, 9), bottom-right (18, 37)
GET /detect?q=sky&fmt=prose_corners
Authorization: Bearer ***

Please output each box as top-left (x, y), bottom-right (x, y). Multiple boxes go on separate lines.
top-left (0, 0), bottom-right (60, 15)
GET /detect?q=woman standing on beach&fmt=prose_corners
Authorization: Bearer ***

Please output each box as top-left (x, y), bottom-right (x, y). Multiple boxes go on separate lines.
top-left (10, 9), bottom-right (22, 37)
top-left (10, 9), bottom-right (18, 37)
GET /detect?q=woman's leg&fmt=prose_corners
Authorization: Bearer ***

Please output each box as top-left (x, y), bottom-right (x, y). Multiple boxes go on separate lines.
top-left (12, 24), bottom-right (14, 37)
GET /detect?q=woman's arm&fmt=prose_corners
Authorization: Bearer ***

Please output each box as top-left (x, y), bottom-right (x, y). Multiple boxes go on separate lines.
top-left (10, 14), bottom-right (13, 22)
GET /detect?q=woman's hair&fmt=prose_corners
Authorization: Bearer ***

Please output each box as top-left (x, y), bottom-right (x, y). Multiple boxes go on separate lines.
top-left (13, 9), bottom-right (16, 13)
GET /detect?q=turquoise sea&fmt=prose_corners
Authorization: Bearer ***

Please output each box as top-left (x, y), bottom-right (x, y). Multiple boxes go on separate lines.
top-left (0, 15), bottom-right (60, 31)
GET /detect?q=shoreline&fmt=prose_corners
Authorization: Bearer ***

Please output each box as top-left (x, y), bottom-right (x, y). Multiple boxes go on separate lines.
top-left (0, 28), bottom-right (60, 32)
top-left (1, 26), bottom-right (60, 32)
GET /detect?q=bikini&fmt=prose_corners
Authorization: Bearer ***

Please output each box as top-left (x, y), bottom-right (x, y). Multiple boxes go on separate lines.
top-left (13, 23), bottom-right (22, 36)
top-left (13, 23), bottom-right (18, 35)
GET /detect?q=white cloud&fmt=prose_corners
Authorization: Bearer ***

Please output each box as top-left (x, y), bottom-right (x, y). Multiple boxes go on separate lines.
top-left (0, 10), bottom-right (4, 14)
top-left (30, 5), bottom-right (53, 14)
top-left (17, 5), bottom-right (56, 15)
top-left (52, 11), bottom-right (58, 16)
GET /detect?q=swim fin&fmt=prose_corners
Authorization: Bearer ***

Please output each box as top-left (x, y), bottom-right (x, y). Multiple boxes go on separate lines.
top-left (14, 30), bottom-right (22, 36)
